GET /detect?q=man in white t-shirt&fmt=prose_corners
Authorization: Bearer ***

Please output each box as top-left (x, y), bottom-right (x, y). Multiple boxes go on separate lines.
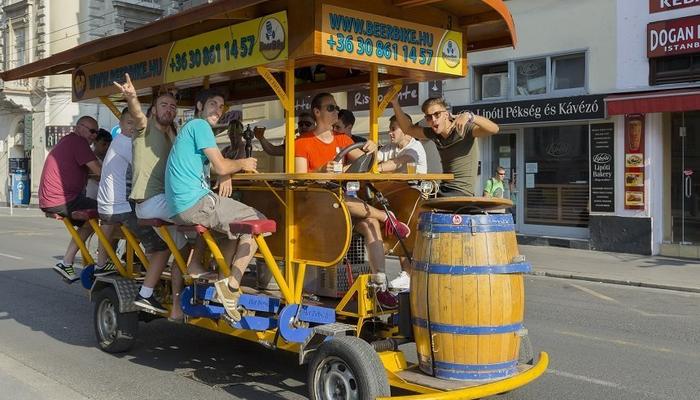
top-left (377, 114), bottom-right (427, 174)
top-left (95, 107), bottom-right (170, 278)
top-left (378, 115), bottom-right (428, 291)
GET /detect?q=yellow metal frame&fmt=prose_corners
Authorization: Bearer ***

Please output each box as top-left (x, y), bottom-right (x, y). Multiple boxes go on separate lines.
top-left (86, 21), bottom-right (543, 400)
top-left (61, 218), bottom-right (94, 266)
top-left (378, 352), bottom-right (550, 400)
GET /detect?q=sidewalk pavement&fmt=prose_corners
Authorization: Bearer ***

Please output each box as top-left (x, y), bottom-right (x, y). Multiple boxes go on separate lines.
top-left (520, 244), bottom-right (700, 293)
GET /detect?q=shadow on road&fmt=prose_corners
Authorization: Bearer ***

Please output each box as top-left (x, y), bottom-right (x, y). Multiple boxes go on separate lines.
top-left (0, 268), bottom-right (309, 399)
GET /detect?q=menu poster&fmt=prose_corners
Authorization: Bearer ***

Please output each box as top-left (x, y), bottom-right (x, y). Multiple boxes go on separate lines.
top-left (590, 123), bottom-right (615, 212)
top-left (624, 114), bottom-right (645, 210)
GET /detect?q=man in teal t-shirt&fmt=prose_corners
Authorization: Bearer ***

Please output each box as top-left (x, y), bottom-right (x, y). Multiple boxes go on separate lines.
top-left (165, 89), bottom-right (263, 323)
top-left (483, 166), bottom-right (506, 198)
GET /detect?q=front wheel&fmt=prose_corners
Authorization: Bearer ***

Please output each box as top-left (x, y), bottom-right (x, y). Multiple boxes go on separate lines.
top-left (308, 336), bottom-right (390, 400)
top-left (93, 287), bottom-right (138, 353)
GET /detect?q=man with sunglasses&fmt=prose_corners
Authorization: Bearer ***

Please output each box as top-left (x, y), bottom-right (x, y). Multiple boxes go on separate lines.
top-left (484, 166), bottom-right (507, 198)
top-left (39, 116), bottom-right (103, 282)
top-left (391, 97), bottom-right (500, 197)
top-left (295, 92), bottom-right (409, 309)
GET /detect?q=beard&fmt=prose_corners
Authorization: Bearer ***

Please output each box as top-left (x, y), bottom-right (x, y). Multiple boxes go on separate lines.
top-left (155, 112), bottom-right (174, 127)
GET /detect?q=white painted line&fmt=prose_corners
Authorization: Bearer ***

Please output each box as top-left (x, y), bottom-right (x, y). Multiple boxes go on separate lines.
top-left (547, 368), bottom-right (621, 388)
top-left (0, 252), bottom-right (23, 260)
top-left (569, 282), bottom-right (620, 303)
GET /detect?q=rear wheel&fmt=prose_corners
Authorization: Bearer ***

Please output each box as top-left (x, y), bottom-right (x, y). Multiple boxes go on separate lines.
top-left (93, 287), bottom-right (138, 353)
top-left (308, 336), bottom-right (390, 400)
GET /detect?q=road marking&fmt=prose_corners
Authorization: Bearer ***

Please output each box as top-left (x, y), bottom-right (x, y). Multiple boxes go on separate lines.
top-left (547, 369), bottom-right (664, 399)
top-left (569, 282), bottom-right (620, 303)
top-left (0, 252), bottom-right (23, 260)
top-left (547, 368), bottom-right (621, 388)
top-left (555, 330), bottom-right (700, 358)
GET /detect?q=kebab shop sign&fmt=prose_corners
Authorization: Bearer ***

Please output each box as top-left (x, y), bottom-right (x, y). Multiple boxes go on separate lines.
top-left (648, 15), bottom-right (700, 57)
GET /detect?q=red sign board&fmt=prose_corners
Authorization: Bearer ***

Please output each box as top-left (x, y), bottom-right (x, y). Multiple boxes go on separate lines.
top-left (624, 115), bottom-right (645, 210)
top-left (647, 15), bottom-right (700, 58)
top-left (650, 0), bottom-right (700, 13)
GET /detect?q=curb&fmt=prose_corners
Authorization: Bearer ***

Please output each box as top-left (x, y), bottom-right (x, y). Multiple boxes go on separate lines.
top-left (529, 270), bottom-right (700, 294)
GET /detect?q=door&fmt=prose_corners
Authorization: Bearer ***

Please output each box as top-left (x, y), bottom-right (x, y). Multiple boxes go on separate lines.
top-left (671, 112), bottom-right (700, 244)
top-left (489, 132), bottom-right (517, 220)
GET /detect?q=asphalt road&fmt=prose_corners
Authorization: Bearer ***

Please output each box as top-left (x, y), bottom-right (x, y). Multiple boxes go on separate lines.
top-left (0, 208), bottom-right (698, 400)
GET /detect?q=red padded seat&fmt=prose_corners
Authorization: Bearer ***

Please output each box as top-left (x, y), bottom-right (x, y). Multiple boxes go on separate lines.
top-left (45, 213), bottom-right (64, 220)
top-left (138, 219), bottom-right (172, 227)
top-left (177, 224), bottom-right (209, 234)
top-left (71, 209), bottom-right (99, 221)
top-left (229, 219), bottom-right (276, 235)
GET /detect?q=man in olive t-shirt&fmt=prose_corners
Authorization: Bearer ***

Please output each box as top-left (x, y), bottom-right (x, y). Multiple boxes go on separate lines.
top-left (391, 97), bottom-right (500, 197)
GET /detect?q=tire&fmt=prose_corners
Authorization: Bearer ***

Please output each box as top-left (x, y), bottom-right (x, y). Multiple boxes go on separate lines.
top-left (93, 287), bottom-right (138, 353)
top-left (308, 336), bottom-right (390, 400)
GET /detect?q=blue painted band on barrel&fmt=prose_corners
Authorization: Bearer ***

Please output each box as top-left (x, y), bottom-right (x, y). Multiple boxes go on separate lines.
top-left (413, 318), bottom-right (523, 335)
top-left (434, 360), bottom-right (517, 372)
top-left (419, 212), bottom-right (515, 234)
top-left (419, 360), bottom-right (517, 380)
top-left (413, 261), bottom-right (531, 275)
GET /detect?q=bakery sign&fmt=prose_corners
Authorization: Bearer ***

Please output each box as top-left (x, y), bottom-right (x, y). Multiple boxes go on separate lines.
top-left (647, 15), bottom-right (700, 58)
top-left (650, 0), bottom-right (700, 13)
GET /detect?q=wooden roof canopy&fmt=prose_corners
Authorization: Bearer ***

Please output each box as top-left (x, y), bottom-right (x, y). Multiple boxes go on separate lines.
top-left (1, 0), bottom-right (516, 102)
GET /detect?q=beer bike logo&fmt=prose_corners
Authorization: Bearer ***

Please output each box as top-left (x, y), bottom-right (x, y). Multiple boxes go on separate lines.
top-left (441, 39), bottom-right (460, 68)
top-left (259, 16), bottom-right (285, 60)
top-left (73, 69), bottom-right (87, 100)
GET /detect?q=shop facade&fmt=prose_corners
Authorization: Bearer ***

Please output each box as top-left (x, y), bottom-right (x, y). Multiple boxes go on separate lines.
top-left (438, 0), bottom-right (699, 257)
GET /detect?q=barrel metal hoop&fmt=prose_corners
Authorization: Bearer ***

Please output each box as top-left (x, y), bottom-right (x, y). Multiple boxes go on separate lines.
top-left (420, 360), bottom-right (518, 380)
top-left (433, 359), bottom-right (518, 372)
top-left (413, 261), bottom-right (532, 275)
top-left (412, 318), bottom-right (524, 335)
top-left (417, 222), bottom-right (515, 233)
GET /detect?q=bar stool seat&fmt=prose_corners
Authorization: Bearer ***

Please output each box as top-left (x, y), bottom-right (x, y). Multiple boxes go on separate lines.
top-left (138, 218), bottom-right (172, 227)
top-left (45, 212), bottom-right (64, 220)
top-left (177, 224), bottom-right (209, 234)
top-left (229, 219), bottom-right (276, 235)
top-left (71, 209), bottom-right (99, 221)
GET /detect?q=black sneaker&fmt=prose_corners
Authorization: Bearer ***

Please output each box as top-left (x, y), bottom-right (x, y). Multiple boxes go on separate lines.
top-left (53, 263), bottom-right (79, 283)
top-left (94, 262), bottom-right (117, 277)
top-left (133, 294), bottom-right (167, 314)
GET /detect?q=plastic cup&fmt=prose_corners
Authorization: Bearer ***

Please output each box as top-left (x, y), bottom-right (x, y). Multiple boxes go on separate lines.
top-left (406, 162), bottom-right (417, 174)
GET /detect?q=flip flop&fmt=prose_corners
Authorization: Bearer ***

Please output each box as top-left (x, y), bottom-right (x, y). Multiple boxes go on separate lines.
top-left (167, 316), bottom-right (185, 324)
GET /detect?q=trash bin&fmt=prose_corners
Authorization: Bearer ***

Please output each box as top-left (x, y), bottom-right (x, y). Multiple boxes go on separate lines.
top-left (11, 170), bottom-right (30, 205)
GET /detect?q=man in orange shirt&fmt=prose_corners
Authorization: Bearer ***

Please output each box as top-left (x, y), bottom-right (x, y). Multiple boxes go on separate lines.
top-left (295, 92), bottom-right (408, 309)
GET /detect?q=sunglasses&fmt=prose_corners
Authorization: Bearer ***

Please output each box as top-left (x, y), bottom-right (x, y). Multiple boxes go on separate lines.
top-left (298, 121), bottom-right (313, 128)
top-left (498, 173), bottom-right (506, 176)
top-left (424, 110), bottom-right (447, 122)
top-left (79, 123), bottom-right (98, 134)
top-left (324, 104), bottom-right (341, 113)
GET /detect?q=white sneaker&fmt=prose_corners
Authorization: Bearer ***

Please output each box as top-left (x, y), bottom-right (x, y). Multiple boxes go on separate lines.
top-left (389, 271), bottom-right (410, 291)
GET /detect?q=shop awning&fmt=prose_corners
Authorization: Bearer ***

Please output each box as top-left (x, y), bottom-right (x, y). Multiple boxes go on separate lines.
top-left (606, 88), bottom-right (700, 115)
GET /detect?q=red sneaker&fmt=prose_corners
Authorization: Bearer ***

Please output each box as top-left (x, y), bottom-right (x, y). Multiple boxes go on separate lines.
top-left (384, 211), bottom-right (411, 239)
top-left (376, 290), bottom-right (398, 309)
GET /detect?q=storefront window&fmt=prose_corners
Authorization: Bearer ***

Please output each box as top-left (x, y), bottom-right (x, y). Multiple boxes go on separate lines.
top-left (524, 125), bottom-right (590, 227)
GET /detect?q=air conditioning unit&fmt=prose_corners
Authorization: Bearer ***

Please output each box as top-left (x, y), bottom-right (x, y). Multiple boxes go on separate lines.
top-left (481, 73), bottom-right (508, 100)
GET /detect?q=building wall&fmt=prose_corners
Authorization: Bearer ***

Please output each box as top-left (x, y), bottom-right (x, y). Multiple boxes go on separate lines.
top-left (0, 0), bottom-right (183, 205)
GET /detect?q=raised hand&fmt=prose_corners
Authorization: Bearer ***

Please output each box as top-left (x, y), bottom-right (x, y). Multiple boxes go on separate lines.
top-left (254, 126), bottom-right (266, 141)
top-left (113, 73), bottom-right (137, 100)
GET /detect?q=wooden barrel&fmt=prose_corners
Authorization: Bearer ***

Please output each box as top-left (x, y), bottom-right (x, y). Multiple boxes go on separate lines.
top-left (410, 211), bottom-right (530, 381)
